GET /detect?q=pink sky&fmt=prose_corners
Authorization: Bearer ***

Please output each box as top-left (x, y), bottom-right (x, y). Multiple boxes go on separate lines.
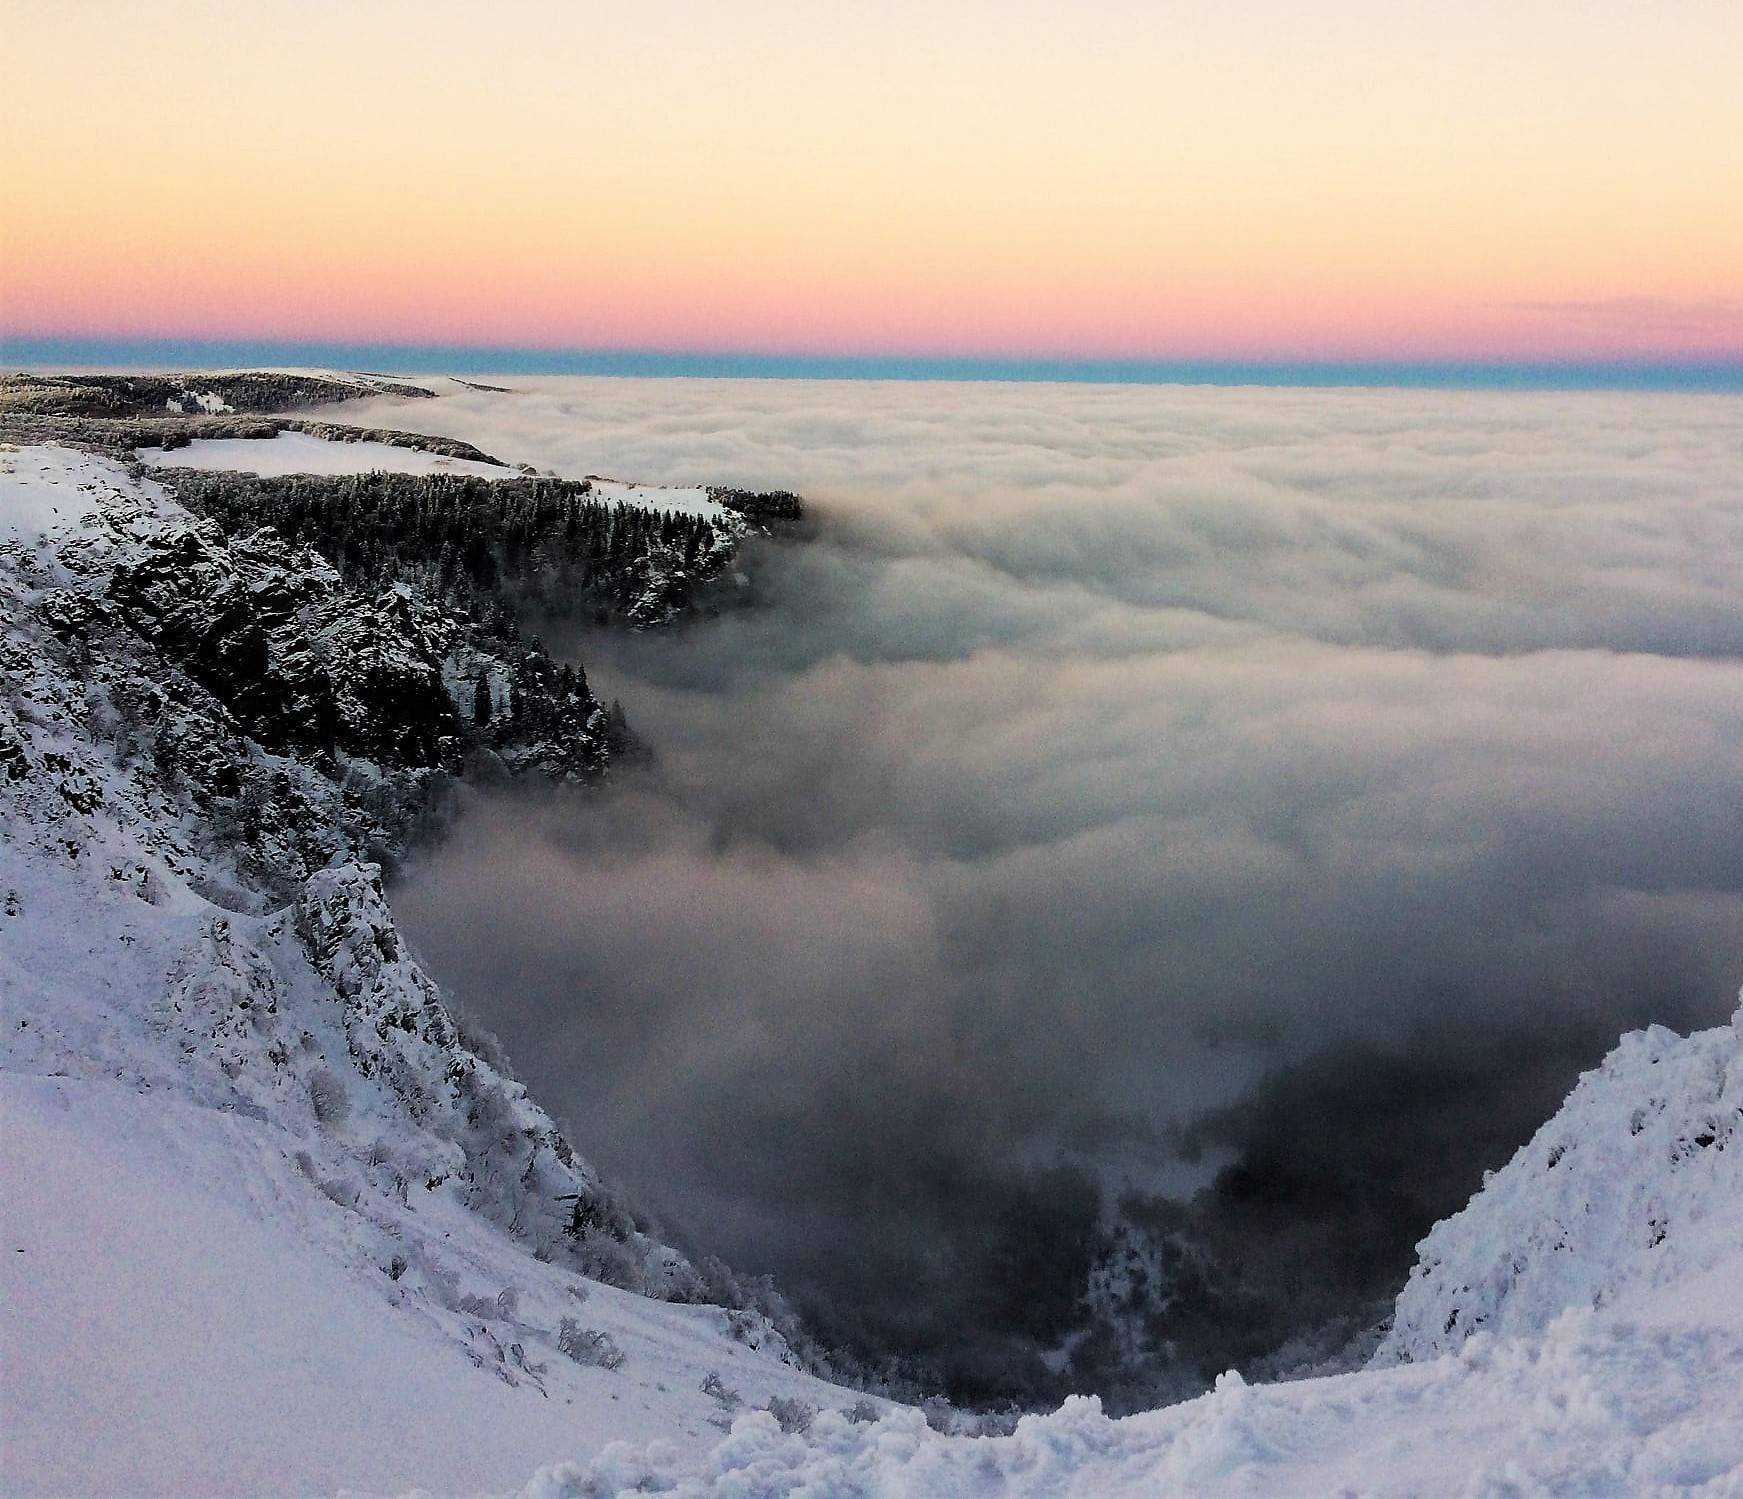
top-left (4, 0), bottom-right (1740, 361)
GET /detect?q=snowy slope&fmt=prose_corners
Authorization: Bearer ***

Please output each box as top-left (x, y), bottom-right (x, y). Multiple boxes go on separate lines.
top-left (1378, 1009), bottom-right (1743, 1364)
top-left (586, 478), bottom-right (735, 523)
top-left (0, 443), bottom-right (114, 542)
top-left (1, 1070), bottom-right (859, 1497)
top-left (132, 434), bottom-right (739, 526)
top-left (1, 444), bottom-right (870, 1497)
top-left (138, 431), bottom-right (517, 479)
top-left (134, 433), bottom-right (741, 522)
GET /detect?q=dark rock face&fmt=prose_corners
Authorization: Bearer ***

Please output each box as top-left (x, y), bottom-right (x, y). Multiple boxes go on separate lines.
top-left (107, 522), bottom-right (460, 767)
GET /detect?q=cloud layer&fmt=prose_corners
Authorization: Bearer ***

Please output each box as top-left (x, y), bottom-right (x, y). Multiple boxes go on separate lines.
top-left (377, 377), bottom-right (1743, 1398)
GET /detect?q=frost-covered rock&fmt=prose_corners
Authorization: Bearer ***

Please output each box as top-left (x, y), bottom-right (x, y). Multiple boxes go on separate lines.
top-left (1376, 992), bottom-right (1743, 1364)
top-left (0, 444), bottom-right (693, 1294)
top-left (107, 517), bottom-right (460, 765)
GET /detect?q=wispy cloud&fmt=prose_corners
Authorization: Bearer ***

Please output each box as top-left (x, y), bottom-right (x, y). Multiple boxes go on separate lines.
top-left (1507, 295), bottom-right (1743, 345)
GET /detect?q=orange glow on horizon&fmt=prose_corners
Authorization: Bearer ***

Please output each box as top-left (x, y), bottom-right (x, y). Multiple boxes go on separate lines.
top-left (4, 0), bottom-right (1741, 362)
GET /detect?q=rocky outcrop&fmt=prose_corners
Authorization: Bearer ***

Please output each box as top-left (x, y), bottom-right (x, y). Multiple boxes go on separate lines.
top-left (1376, 997), bottom-right (1743, 1364)
top-left (160, 468), bottom-right (754, 630)
top-left (106, 521), bottom-right (458, 765)
top-left (290, 859), bottom-right (701, 1294)
top-left (0, 444), bottom-right (703, 1301)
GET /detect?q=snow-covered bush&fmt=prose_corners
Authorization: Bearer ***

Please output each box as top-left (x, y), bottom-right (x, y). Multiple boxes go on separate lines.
top-left (700, 1371), bottom-right (741, 1410)
top-left (764, 1395), bottom-right (815, 1435)
top-left (556, 1318), bottom-right (626, 1371)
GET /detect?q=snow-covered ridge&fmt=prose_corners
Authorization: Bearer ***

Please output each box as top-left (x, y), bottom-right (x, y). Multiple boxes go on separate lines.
top-left (1378, 1003), bottom-right (1743, 1365)
top-left (0, 445), bottom-right (693, 1276)
top-left (135, 437), bottom-right (745, 523)
top-left (2, 368), bottom-right (512, 474)
top-left (138, 430), bottom-right (517, 480)
top-left (2, 444), bottom-right (855, 1494)
top-left (5, 371), bottom-right (803, 529)
top-left (1, 368), bottom-right (436, 418)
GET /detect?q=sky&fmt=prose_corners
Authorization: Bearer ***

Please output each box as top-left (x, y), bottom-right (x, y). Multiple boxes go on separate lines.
top-left (354, 376), bottom-right (1743, 1403)
top-left (3, 0), bottom-right (1741, 364)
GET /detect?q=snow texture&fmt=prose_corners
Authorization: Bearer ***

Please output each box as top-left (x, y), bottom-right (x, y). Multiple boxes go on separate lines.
top-left (587, 477), bottom-right (735, 523)
top-left (1379, 1007), bottom-right (1743, 1363)
top-left (137, 431), bottom-right (516, 479)
top-left (0, 442), bottom-right (114, 544)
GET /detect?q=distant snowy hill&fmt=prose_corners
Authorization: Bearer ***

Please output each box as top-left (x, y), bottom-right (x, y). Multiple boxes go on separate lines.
top-left (137, 430), bottom-right (517, 479)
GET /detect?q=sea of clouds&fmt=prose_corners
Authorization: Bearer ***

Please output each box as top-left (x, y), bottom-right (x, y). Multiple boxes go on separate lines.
top-left (349, 377), bottom-right (1743, 1401)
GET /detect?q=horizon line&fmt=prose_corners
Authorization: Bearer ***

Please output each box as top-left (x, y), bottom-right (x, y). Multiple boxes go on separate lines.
top-left (6, 335), bottom-right (1743, 393)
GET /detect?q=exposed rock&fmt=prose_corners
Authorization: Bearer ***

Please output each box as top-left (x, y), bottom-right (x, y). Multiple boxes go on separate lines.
top-left (0, 443), bottom-right (703, 1299)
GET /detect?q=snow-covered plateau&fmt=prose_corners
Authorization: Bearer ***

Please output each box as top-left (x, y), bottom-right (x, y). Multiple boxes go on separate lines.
top-left (136, 433), bottom-right (740, 521)
top-left (4, 437), bottom-right (1743, 1497)
top-left (136, 431), bottom-right (518, 481)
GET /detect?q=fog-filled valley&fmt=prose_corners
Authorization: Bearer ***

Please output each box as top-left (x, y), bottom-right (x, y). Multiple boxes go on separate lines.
top-left (344, 377), bottom-right (1743, 1408)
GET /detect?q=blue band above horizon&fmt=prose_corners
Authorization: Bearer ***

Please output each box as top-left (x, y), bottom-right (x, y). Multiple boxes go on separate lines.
top-left (5, 336), bottom-right (1741, 393)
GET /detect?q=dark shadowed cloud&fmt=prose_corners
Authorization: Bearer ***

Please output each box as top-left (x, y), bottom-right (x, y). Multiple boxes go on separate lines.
top-left (378, 378), bottom-right (1743, 1401)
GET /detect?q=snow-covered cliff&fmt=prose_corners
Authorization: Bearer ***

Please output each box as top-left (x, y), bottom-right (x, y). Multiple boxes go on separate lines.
top-left (2, 443), bottom-right (852, 1495)
top-left (1377, 1000), bottom-right (1743, 1365)
top-left (0, 442), bottom-right (725, 1286)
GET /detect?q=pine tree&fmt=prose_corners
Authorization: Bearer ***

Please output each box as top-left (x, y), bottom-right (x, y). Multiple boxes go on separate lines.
top-left (473, 673), bottom-right (493, 728)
